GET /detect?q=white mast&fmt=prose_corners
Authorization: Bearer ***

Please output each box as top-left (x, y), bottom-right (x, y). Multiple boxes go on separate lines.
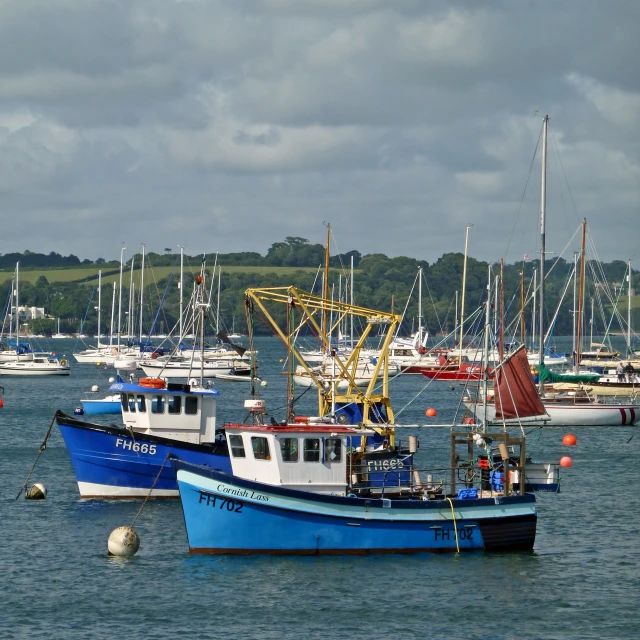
top-left (538, 114), bottom-right (548, 390)
top-left (117, 246), bottom-right (126, 351)
top-left (127, 257), bottom-right (135, 339)
top-left (459, 225), bottom-right (472, 362)
top-left (139, 244), bottom-right (145, 345)
top-left (418, 266), bottom-right (423, 345)
top-left (628, 258), bottom-right (632, 356)
top-left (14, 262), bottom-right (19, 345)
top-left (216, 265), bottom-right (221, 334)
top-left (350, 255), bottom-right (354, 349)
top-left (531, 268), bottom-right (537, 351)
top-left (179, 246), bottom-right (184, 343)
top-left (97, 270), bottom-right (102, 345)
top-left (109, 283), bottom-right (116, 347)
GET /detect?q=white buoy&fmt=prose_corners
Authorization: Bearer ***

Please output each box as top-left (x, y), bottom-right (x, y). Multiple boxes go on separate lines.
top-left (108, 377), bottom-right (115, 383)
top-left (91, 385), bottom-right (99, 392)
top-left (108, 526), bottom-right (140, 557)
top-left (26, 483), bottom-right (47, 500)
top-left (260, 380), bottom-right (268, 387)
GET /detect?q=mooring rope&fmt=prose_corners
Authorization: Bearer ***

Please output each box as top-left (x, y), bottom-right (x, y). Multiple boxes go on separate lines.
top-left (16, 410), bottom-right (59, 500)
top-left (130, 453), bottom-right (171, 527)
top-left (445, 497), bottom-right (460, 553)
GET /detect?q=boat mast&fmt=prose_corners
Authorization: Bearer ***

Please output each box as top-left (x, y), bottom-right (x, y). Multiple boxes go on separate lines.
top-left (572, 251), bottom-right (578, 357)
top-left (482, 264), bottom-right (492, 432)
top-left (531, 268), bottom-right (537, 351)
top-left (14, 262), bottom-right (19, 345)
top-left (117, 246), bottom-right (126, 351)
top-left (418, 266), bottom-right (423, 346)
top-left (538, 115), bottom-right (548, 392)
top-left (628, 258), bottom-right (632, 356)
top-left (97, 270), bottom-right (102, 345)
top-left (322, 223), bottom-right (330, 352)
top-left (575, 219), bottom-right (587, 373)
top-left (499, 259), bottom-right (504, 362)
top-left (127, 257), bottom-right (135, 340)
top-left (109, 283), bottom-right (116, 348)
top-left (520, 262), bottom-right (526, 345)
top-left (179, 246), bottom-right (184, 344)
top-left (350, 255), bottom-right (354, 349)
top-left (139, 244), bottom-right (145, 346)
top-left (459, 225), bottom-right (472, 363)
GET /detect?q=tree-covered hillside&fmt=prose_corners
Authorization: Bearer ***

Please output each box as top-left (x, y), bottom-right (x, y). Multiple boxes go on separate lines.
top-left (0, 238), bottom-right (637, 339)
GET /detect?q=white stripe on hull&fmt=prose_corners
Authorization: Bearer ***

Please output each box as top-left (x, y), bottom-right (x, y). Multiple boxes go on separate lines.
top-left (77, 481), bottom-right (178, 499)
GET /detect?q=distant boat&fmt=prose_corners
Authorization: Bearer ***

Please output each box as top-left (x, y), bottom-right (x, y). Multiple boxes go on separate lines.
top-left (0, 356), bottom-right (70, 376)
top-left (51, 318), bottom-right (69, 339)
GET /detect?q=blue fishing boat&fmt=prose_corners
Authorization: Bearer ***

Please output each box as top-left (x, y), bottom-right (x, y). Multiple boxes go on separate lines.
top-left (171, 422), bottom-right (536, 555)
top-left (56, 260), bottom-right (233, 498)
top-left (79, 393), bottom-right (122, 415)
top-left (57, 379), bottom-right (230, 497)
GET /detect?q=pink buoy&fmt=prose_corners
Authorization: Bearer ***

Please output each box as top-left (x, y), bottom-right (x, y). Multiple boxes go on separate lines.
top-left (560, 456), bottom-right (573, 468)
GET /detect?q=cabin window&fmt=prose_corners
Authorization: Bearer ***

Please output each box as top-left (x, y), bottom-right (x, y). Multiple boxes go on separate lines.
top-left (229, 435), bottom-right (246, 458)
top-left (128, 394), bottom-right (136, 412)
top-left (185, 396), bottom-right (198, 415)
top-left (137, 395), bottom-right (146, 412)
top-left (325, 438), bottom-right (342, 462)
top-left (151, 396), bottom-right (165, 414)
top-left (280, 438), bottom-right (299, 462)
top-left (251, 437), bottom-right (271, 461)
top-left (168, 396), bottom-right (181, 415)
top-left (121, 394), bottom-right (129, 412)
top-left (303, 438), bottom-right (321, 462)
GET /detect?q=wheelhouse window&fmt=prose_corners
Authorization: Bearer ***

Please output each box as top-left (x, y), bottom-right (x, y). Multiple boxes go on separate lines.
top-left (128, 394), bottom-right (136, 412)
top-left (121, 394), bottom-right (129, 412)
top-left (151, 396), bottom-right (165, 414)
top-left (168, 396), bottom-right (181, 415)
top-left (185, 396), bottom-right (198, 415)
top-left (251, 436), bottom-right (271, 461)
top-left (229, 435), bottom-right (246, 458)
top-left (325, 438), bottom-right (342, 462)
top-left (280, 438), bottom-right (299, 462)
top-left (229, 436), bottom-right (247, 458)
top-left (137, 395), bottom-right (146, 412)
top-left (303, 438), bottom-right (321, 462)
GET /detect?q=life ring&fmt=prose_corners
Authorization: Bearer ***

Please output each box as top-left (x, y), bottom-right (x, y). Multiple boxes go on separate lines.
top-left (294, 416), bottom-right (310, 424)
top-left (139, 377), bottom-right (166, 389)
top-left (60, 359), bottom-right (68, 367)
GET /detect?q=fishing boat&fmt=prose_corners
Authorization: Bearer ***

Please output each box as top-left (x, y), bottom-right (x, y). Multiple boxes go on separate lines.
top-left (56, 262), bottom-right (232, 498)
top-left (0, 356), bottom-right (70, 376)
top-left (171, 421), bottom-right (537, 555)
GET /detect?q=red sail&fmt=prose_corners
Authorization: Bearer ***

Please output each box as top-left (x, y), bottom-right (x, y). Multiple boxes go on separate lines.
top-left (494, 346), bottom-right (546, 420)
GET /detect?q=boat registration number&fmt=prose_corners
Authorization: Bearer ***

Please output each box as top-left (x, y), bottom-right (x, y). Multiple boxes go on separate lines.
top-left (115, 438), bottom-right (157, 455)
top-left (198, 492), bottom-right (243, 513)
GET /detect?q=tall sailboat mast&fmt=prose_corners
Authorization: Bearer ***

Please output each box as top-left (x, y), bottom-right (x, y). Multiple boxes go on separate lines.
top-left (538, 114), bottom-right (549, 391)
top-left (322, 223), bottom-right (330, 352)
top-left (97, 270), bottom-right (102, 344)
top-left (628, 258), bottom-right (632, 357)
top-left (459, 225), bottom-right (472, 363)
top-left (139, 244), bottom-right (145, 346)
top-left (117, 246), bottom-right (126, 351)
top-left (575, 219), bottom-right (587, 374)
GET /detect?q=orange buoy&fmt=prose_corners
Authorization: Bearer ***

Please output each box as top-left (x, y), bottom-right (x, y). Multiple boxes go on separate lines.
top-left (560, 456), bottom-right (573, 468)
top-left (463, 416), bottom-right (475, 424)
top-left (0, 398), bottom-right (4, 408)
top-left (562, 434), bottom-right (577, 446)
top-left (425, 408), bottom-right (437, 417)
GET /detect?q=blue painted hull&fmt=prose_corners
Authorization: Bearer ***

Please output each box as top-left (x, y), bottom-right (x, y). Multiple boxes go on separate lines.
top-left (56, 413), bottom-right (231, 498)
top-left (172, 460), bottom-right (537, 555)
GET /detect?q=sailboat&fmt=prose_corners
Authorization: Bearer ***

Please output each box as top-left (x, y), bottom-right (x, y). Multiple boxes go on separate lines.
top-left (533, 116), bottom-right (639, 425)
top-left (50, 318), bottom-right (69, 339)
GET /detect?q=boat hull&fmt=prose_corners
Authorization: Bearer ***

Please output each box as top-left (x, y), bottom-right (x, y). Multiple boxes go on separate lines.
top-left (173, 461), bottom-right (537, 555)
top-left (56, 414), bottom-right (231, 498)
top-left (467, 401), bottom-right (640, 427)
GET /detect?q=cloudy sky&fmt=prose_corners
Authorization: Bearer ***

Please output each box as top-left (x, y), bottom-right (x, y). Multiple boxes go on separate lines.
top-left (0, 0), bottom-right (638, 265)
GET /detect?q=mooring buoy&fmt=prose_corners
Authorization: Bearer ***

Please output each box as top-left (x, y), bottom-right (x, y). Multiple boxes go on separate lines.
top-left (108, 526), bottom-right (140, 557)
top-left (26, 483), bottom-right (47, 500)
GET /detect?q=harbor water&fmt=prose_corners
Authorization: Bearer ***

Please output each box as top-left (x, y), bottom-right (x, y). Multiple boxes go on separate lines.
top-left (2, 337), bottom-right (639, 639)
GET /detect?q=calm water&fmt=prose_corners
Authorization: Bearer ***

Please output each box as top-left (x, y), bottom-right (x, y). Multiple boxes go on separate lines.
top-left (2, 337), bottom-right (640, 640)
